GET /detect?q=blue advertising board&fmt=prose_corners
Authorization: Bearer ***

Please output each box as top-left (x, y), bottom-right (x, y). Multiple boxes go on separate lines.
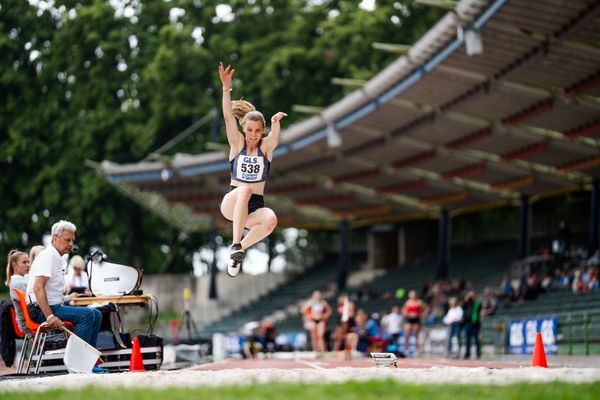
top-left (508, 317), bottom-right (558, 355)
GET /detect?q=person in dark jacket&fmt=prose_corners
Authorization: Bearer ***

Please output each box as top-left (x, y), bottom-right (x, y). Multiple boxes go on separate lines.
top-left (0, 299), bottom-right (18, 367)
top-left (462, 291), bottom-right (482, 359)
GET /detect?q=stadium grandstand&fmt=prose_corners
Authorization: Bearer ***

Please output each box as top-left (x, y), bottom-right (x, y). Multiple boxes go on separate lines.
top-left (96, 0), bottom-right (599, 360)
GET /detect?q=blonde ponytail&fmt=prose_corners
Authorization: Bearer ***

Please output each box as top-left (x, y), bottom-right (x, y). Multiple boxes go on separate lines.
top-left (231, 99), bottom-right (266, 128)
top-left (231, 100), bottom-right (255, 121)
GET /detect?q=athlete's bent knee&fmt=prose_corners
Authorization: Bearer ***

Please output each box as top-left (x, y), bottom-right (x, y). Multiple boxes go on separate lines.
top-left (265, 214), bottom-right (278, 232)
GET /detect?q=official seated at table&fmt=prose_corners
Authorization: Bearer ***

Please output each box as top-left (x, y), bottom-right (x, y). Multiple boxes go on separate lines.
top-left (65, 255), bottom-right (91, 295)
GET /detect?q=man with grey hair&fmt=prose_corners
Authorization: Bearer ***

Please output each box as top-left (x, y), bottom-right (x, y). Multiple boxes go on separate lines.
top-left (26, 220), bottom-right (104, 370)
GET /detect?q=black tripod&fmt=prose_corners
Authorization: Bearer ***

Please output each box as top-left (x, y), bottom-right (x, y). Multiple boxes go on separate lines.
top-left (177, 288), bottom-right (200, 343)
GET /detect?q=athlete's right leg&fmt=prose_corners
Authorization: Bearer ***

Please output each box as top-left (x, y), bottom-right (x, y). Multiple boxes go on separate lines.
top-left (221, 187), bottom-right (252, 277)
top-left (240, 207), bottom-right (277, 250)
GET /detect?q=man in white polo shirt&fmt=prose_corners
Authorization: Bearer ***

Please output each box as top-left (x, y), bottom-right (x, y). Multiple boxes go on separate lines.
top-left (26, 220), bottom-right (102, 349)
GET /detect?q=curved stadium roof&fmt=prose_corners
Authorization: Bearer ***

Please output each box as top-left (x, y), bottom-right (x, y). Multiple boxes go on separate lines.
top-left (99, 0), bottom-right (600, 232)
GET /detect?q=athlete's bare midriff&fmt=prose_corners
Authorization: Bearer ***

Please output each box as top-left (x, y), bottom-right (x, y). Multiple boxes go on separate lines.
top-left (229, 143), bottom-right (270, 195)
top-left (230, 180), bottom-right (266, 196)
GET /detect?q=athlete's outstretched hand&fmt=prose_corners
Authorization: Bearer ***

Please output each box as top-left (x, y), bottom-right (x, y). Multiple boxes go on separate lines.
top-left (219, 62), bottom-right (234, 89)
top-left (271, 112), bottom-right (287, 124)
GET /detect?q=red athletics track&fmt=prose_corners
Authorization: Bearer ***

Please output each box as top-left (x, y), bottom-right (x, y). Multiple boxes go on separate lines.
top-left (193, 356), bottom-right (520, 371)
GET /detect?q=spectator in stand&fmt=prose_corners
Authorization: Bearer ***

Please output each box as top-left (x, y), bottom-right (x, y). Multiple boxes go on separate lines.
top-left (558, 219), bottom-right (571, 251)
top-left (540, 273), bottom-right (552, 293)
top-left (553, 220), bottom-right (571, 267)
top-left (538, 245), bottom-right (550, 258)
top-left (381, 306), bottom-right (403, 345)
top-left (588, 267), bottom-right (599, 290)
top-left (462, 291), bottom-right (482, 359)
top-left (481, 289), bottom-right (497, 316)
top-left (499, 275), bottom-right (514, 305)
top-left (572, 265), bottom-right (588, 293)
top-left (559, 269), bottom-right (571, 288)
top-left (566, 245), bottom-right (587, 263)
top-left (581, 264), bottom-right (592, 289)
top-left (525, 272), bottom-right (542, 300)
top-left (442, 297), bottom-right (463, 358)
top-left (588, 249), bottom-right (600, 268)
top-left (571, 267), bottom-right (581, 293)
top-left (450, 275), bottom-right (466, 295)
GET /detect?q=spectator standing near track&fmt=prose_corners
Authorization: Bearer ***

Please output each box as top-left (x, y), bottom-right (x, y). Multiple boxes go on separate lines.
top-left (462, 291), bottom-right (482, 359)
top-left (381, 306), bottom-right (403, 345)
top-left (301, 290), bottom-right (331, 353)
top-left (442, 297), bottom-right (463, 358)
top-left (332, 295), bottom-right (358, 352)
top-left (402, 290), bottom-right (428, 353)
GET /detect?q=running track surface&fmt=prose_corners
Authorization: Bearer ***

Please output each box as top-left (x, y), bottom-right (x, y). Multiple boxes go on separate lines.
top-left (193, 356), bottom-right (521, 371)
top-left (0, 356), bottom-right (523, 376)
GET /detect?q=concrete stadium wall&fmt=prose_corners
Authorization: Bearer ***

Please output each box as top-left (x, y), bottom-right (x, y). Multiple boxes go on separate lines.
top-left (142, 272), bottom-right (288, 328)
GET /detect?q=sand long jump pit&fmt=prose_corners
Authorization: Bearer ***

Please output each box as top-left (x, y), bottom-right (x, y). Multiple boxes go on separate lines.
top-left (1, 353), bottom-right (600, 392)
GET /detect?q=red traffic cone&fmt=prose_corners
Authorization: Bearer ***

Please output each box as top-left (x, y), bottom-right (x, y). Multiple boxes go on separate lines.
top-left (531, 332), bottom-right (548, 368)
top-left (129, 337), bottom-right (146, 372)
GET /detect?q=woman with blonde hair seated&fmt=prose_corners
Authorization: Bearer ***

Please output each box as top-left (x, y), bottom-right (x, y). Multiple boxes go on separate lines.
top-left (5, 249), bottom-right (31, 334)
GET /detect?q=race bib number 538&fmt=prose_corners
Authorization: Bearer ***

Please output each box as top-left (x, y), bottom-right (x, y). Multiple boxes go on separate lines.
top-left (237, 156), bottom-right (264, 182)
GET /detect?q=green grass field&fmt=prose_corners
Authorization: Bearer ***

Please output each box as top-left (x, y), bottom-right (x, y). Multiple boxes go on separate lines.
top-left (2, 380), bottom-right (600, 400)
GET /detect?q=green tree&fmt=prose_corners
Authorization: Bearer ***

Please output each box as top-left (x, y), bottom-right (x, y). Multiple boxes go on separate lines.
top-left (0, 0), bottom-right (443, 285)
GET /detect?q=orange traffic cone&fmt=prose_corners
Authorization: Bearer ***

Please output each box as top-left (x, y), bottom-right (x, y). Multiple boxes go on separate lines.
top-left (129, 337), bottom-right (146, 372)
top-left (531, 332), bottom-right (548, 368)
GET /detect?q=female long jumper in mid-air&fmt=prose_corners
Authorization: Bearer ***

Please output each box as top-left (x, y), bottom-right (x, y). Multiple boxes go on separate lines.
top-left (218, 62), bottom-right (287, 277)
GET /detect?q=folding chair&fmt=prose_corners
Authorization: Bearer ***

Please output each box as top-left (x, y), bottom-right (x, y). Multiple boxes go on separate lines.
top-left (12, 289), bottom-right (74, 374)
top-left (8, 304), bottom-right (28, 373)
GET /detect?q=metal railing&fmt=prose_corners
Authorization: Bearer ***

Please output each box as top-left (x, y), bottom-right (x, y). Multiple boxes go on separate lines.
top-left (481, 310), bottom-right (600, 356)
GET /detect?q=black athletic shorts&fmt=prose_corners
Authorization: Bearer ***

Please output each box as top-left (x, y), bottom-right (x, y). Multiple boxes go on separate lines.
top-left (226, 185), bottom-right (265, 216)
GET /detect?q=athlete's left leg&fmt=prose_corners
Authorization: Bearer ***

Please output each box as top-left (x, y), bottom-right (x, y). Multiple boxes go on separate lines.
top-left (316, 320), bottom-right (327, 352)
top-left (240, 207), bottom-right (278, 250)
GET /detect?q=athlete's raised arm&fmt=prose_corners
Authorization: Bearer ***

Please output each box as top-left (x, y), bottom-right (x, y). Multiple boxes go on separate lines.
top-left (262, 111), bottom-right (287, 157)
top-left (219, 62), bottom-right (244, 153)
